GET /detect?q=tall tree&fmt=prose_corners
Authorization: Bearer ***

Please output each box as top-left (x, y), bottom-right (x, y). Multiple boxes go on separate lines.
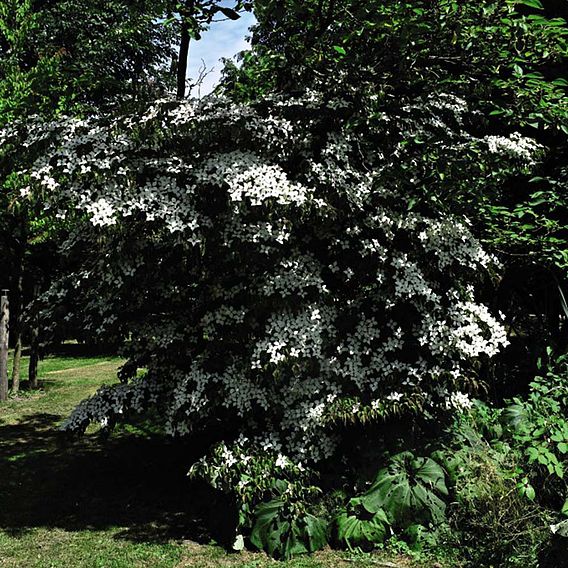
top-left (169, 1), bottom-right (251, 99)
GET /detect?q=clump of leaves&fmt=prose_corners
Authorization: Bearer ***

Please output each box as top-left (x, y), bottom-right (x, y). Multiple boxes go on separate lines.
top-left (503, 351), bottom-right (568, 511)
top-left (439, 397), bottom-right (558, 567)
top-left (360, 451), bottom-right (448, 527)
top-left (250, 484), bottom-right (328, 559)
top-left (333, 451), bottom-right (448, 552)
top-left (333, 497), bottom-right (390, 551)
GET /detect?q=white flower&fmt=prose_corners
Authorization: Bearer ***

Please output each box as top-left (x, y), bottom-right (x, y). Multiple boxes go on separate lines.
top-left (275, 454), bottom-right (288, 468)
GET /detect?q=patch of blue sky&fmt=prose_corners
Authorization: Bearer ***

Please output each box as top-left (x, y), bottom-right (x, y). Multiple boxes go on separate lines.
top-left (187, 3), bottom-right (257, 97)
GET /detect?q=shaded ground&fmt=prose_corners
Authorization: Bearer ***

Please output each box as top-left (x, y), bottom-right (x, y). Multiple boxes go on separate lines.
top-left (0, 355), bottom-right (443, 567)
top-left (1, 359), bottom-right (205, 538)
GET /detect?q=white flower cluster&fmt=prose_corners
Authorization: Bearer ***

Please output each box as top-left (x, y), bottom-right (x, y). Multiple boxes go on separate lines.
top-left (197, 151), bottom-right (311, 207)
top-left (85, 198), bottom-right (117, 226)
top-left (252, 304), bottom-right (335, 368)
top-left (484, 132), bottom-right (543, 165)
top-left (262, 253), bottom-right (327, 298)
top-left (444, 391), bottom-right (474, 411)
top-left (417, 217), bottom-right (496, 270)
top-left (420, 295), bottom-right (509, 358)
top-left (9, 91), bottom-right (525, 470)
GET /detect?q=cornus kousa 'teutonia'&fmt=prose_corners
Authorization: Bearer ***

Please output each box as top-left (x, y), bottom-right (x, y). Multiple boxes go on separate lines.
top-left (2, 90), bottom-right (542, 475)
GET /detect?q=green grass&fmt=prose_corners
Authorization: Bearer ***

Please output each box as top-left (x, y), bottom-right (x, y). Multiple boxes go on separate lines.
top-left (1, 353), bottom-right (122, 425)
top-left (0, 353), bottom-right (443, 568)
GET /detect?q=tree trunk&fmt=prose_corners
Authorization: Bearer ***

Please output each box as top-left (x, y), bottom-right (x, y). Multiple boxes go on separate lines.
top-left (10, 265), bottom-right (23, 394)
top-left (10, 215), bottom-right (28, 393)
top-left (0, 292), bottom-right (9, 402)
top-left (176, 19), bottom-right (191, 99)
top-left (28, 284), bottom-right (40, 389)
top-left (11, 328), bottom-right (21, 393)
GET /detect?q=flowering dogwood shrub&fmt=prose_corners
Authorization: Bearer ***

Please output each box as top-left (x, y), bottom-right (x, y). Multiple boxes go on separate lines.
top-left (3, 91), bottom-right (541, 486)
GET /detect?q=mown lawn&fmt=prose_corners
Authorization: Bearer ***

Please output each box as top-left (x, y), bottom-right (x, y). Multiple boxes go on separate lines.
top-left (0, 352), bottom-right (446, 568)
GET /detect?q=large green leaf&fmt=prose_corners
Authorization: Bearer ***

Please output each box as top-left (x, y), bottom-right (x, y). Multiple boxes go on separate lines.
top-left (359, 452), bottom-right (448, 526)
top-left (335, 508), bottom-right (389, 549)
top-left (303, 514), bottom-right (329, 552)
top-left (282, 522), bottom-right (309, 559)
top-left (250, 498), bottom-right (285, 554)
top-left (515, 0), bottom-right (544, 9)
top-left (250, 499), bottom-right (328, 558)
top-left (414, 456), bottom-right (448, 495)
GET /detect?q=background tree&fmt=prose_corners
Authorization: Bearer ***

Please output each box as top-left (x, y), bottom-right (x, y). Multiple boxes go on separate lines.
top-left (168, 1), bottom-right (252, 99)
top-left (0, 0), bottom-right (177, 390)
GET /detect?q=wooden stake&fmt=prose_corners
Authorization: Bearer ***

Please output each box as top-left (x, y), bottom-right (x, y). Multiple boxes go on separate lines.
top-left (0, 290), bottom-right (9, 401)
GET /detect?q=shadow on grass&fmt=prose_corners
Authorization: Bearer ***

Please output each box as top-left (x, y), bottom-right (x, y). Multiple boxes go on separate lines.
top-left (0, 411), bottom-right (218, 545)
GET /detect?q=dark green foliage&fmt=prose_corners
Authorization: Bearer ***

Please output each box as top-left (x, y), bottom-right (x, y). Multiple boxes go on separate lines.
top-left (334, 503), bottom-right (389, 551)
top-left (437, 354), bottom-right (568, 566)
top-left (359, 452), bottom-right (448, 528)
top-left (250, 498), bottom-right (328, 559)
top-left (0, 0), bottom-right (177, 123)
top-left (503, 351), bottom-right (568, 507)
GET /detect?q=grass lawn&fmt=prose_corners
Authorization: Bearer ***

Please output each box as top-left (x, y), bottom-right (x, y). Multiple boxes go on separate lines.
top-left (0, 351), bottom-right (448, 568)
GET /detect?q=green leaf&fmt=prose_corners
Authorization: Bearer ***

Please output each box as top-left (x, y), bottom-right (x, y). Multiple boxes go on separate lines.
top-left (332, 45), bottom-right (346, 55)
top-left (526, 484), bottom-right (536, 500)
top-left (538, 452), bottom-right (550, 465)
top-left (413, 456), bottom-right (449, 495)
top-left (250, 498), bottom-right (284, 553)
top-left (361, 452), bottom-right (447, 526)
top-left (515, 0), bottom-right (544, 10)
top-left (282, 522), bottom-right (307, 559)
top-left (335, 511), bottom-right (388, 549)
top-left (303, 514), bottom-right (328, 552)
top-left (251, 501), bottom-right (328, 559)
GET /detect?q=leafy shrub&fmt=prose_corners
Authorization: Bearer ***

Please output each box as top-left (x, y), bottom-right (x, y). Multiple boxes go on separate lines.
top-left (188, 441), bottom-right (322, 541)
top-left (250, 497), bottom-right (328, 559)
top-left (503, 351), bottom-right (568, 510)
top-left (334, 498), bottom-right (390, 551)
top-left (358, 452), bottom-right (448, 528)
top-left (439, 368), bottom-right (568, 568)
top-left (332, 451), bottom-right (448, 554)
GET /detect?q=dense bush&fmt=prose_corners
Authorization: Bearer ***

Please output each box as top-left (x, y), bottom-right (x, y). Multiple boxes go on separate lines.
top-left (436, 353), bottom-right (568, 566)
top-left (2, 0), bottom-right (567, 561)
top-left (1, 84), bottom-right (545, 554)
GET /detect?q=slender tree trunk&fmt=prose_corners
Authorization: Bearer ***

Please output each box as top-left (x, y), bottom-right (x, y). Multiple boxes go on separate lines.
top-left (28, 328), bottom-right (39, 388)
top-left (0, 291), bottom-right (9, 402)
top-left (10, 222), bottom-right (26, 394)
top-left (10, 257), bottom-right (24, 394)
top-left (28, 283), bottom-right (40, 389)
top-left (11, 328), bottom-right (21, 393)
top-left (176, 19), bottom-right (191, 99)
